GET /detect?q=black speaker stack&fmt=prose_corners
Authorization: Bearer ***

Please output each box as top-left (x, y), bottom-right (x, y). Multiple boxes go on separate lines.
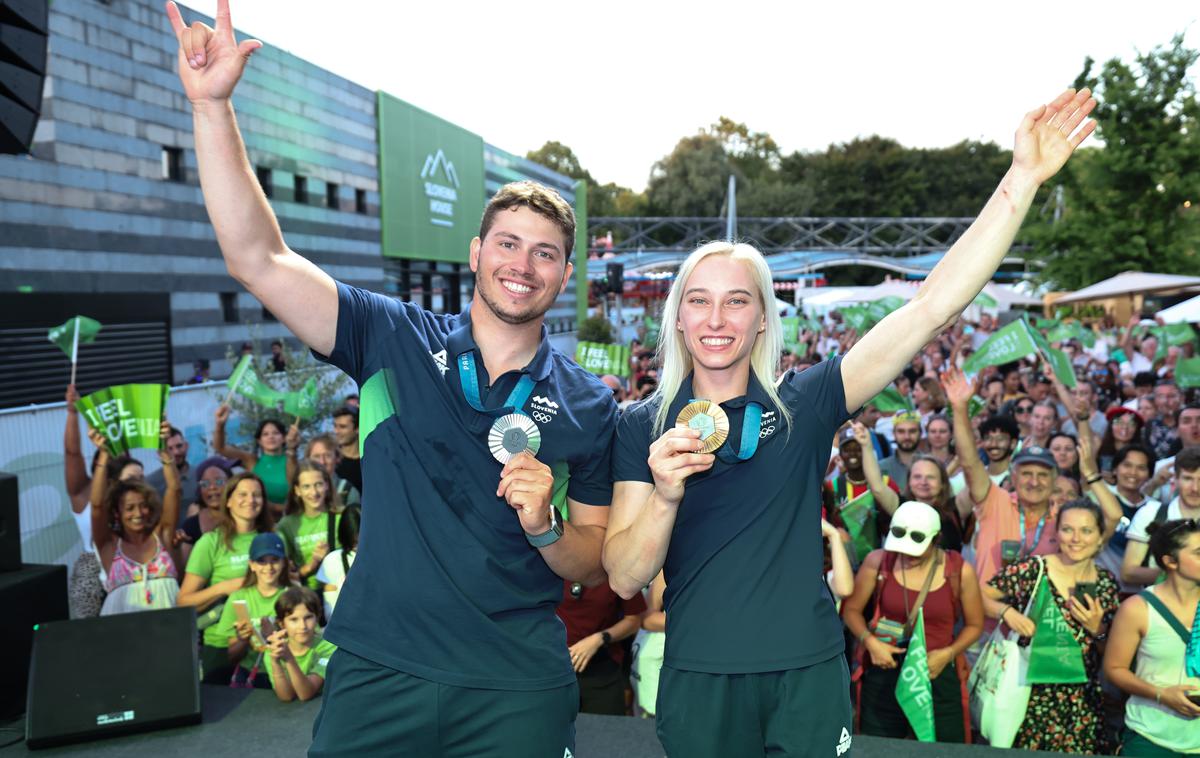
top-left (0, 0), bottom-right (48, 155)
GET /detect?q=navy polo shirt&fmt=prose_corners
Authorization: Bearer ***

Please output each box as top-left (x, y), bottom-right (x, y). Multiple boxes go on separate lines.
top-left (612, 357), bottom-right (853, 674)
top-left (315, 281), bottom-right (617, 690)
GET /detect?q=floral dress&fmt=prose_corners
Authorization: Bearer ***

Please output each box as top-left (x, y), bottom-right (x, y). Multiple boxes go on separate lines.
top-left (988, 556), bottom-right (1119, 754)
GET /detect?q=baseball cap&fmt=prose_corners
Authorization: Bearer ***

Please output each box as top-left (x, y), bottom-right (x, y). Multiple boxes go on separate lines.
top-left (249, 532), bottom-right (286, 562)
top-left (837, 427), bottom-right (859, 448)
top-left (884, 501), bottom-right (941, 557)
top-left (1011, 445), bottom-right (1056, 470)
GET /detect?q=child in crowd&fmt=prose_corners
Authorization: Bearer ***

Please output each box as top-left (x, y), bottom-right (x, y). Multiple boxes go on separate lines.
top-left (266, 586), bottom-right (337, 702)
top-left (316, 505), bottom-right (360, 620)
top-left (213, 532), bottom-right (292, 688)
top-left (277, 462), bottom-right (340, 590)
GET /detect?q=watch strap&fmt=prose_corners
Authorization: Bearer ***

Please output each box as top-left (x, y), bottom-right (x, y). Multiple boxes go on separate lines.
top-left (525, 506), bottom-right (564, 548)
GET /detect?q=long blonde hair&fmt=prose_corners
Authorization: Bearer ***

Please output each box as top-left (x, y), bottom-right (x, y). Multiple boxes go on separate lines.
top-left (650, 241), bottom-right (792, 435)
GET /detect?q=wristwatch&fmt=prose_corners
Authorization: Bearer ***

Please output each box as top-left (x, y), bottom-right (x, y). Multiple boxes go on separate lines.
top-left (601, 631), bottom-right (612, 646)
top-left (525, 505), bottom-right (564, 548)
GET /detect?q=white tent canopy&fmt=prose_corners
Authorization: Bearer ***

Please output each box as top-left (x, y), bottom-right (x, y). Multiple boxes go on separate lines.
top-left (984, 282), bottom-right (1042, 308)
top-left (1053, 271), bottom-right (1200, 305)
top-left (1157, 294), bottom-right (1200, 324)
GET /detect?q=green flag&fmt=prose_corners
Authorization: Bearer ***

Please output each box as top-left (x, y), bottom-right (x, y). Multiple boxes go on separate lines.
top-left (575, 341), bottom-right (632, 377)
top-left (1176, 358), bottom-right (1200, 389)
top-left (947, 395), bottom-right (987, 420)
top-left (840, 305), bottom-right (873, 333)
top-left (781, 316), bottom-right (802, 354)
top-left (76, 384), bottom-right (169, 456)
top-left (230, 357), bottom-right (286, 409)
top-left (973, 290), bottom-right (998, 309)
top-left (838, 489), bottom-right (877, 562)
top-left (642, 314), bottom-right (661, 347)
top-left (895, 608), bottom-right (936, 742)
top-left (1154, 323), bottom-right (1198, 348)
top-left (1025, 318), bottom-right (1077, 388)
top-left (875, 296), bottom-right (906, 313)
top-left (283, 376), bottom-right (320, 419)
top-left (868, 387), bottom-right (914, 413)
top-left (48, 316), bottom-right (102, 362)
top-left (1026, 572), bottom-right (1087, 684)
top-left (1035, 317), bottom-right (1060, 330)
top-left (962, 320), bottom-right (1039, 374)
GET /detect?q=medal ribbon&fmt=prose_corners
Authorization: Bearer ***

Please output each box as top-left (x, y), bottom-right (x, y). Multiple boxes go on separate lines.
top-left (1018, 508), bottom-right (1047, 560)
top-left (690, 399), bottom-right (764, 463)
top-left (457, 351), bottom-right (535, 418)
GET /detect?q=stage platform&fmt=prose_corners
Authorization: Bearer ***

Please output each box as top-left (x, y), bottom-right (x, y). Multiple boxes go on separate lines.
top-left (0, 685), bottom-right (1062, 756)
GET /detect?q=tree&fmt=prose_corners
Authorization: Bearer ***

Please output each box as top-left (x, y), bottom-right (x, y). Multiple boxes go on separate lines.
top-left (525, 141), bottom-right (645, 217)
top-left (645, 133), bottom-right (734, 216)
top-left (1027, 35), bottom-right (1200, 289)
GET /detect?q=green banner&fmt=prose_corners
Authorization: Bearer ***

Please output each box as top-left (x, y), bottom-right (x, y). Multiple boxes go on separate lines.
top-left (1026, 318), bottom-right (1077, 388)
top-left (1026, 573), bottom-right (1087, 684)
top-left (1176, 358), bottom-right (1200, 389)
top-left (378, 92), bottom-right (486, 264)
top-left (283, 377), bottom-right (320, 420)
top-left (1155, 323), bottom-right (1198, 348)
top-left (76, 384), bottom-right (169, 456)
top-left (839, 489), bottom-right (877, 562)
top-left (947, 395), bottom-right (988, 420)
top-left (575, 341), bottom-right (632, 377)
top-left (781, 317), bottom-right (802, 354)
top-left (47, 315), bottom-right (102, 361)
top-left (895, 608), bottom-right (936, 742)
top-left (962, 320), bottom-right (1039, 374)
top-left (868, 387), bottom-right (914, 412)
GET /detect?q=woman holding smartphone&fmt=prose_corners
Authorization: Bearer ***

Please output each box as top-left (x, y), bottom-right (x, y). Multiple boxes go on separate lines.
top-left (981, 499), bottom-right (1120, 753)
top-left (1103, 518), bottom-right (1200, 756)
top-left (212, 533), bottom-right (293, 687)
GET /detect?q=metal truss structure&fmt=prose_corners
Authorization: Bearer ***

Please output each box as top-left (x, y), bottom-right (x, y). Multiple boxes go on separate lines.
top-left (589, 216), bottom-right (985, 256)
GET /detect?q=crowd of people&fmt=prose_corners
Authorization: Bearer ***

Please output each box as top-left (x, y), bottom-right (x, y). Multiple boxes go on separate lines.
top-left (57, 288), bottom-right (1199, 746)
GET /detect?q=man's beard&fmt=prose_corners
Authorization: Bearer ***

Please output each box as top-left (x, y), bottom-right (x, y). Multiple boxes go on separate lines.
top-left (476, 275), bottom-right (555, 326)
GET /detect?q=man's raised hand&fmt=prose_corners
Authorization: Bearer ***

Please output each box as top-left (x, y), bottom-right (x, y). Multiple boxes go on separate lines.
top-left (165, 0), bottom-right (262, 104)
top-left (1011, 88), bottom-right (1097, 187)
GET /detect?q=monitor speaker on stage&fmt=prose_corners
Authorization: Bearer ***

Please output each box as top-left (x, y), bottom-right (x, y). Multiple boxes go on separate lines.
top-left (0, 562), bottom-right (66, 719)
top-left (25, 607), bottom-right (201, 749)
top-left (606, 262), bottom-right (624, 294)
top-left (0, 472), bottom-right (20, 572)
top-left (0, 0), bottom-right (49, 155)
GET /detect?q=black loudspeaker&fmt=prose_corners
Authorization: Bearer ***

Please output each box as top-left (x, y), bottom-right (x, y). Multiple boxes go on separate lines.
top-left (0, 472), bottom-right (18, 571)
top-left (25, 607), bottom-right (200, 749)
top-left (606, 262), bottom-right (624, 294)
top-left (0, 0), bottom-right (49, 155)
top-left (0, 563), bottom-right (66, 719)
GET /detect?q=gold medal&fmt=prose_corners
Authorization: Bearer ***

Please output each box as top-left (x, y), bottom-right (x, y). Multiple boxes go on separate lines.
top-left (488, 413), bottom-right (541, 464)
top-left (676, 400), bottom-right (729, 454)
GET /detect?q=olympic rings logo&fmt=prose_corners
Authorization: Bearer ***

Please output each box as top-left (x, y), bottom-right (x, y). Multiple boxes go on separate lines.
top-left (759, 425), bottom-right (776, 438)
top-left (532, 411), bottom-right (554, 424)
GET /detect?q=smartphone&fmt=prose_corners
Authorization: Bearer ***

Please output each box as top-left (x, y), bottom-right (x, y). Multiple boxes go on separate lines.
top-left (260, 616), bottom-right (276, 641)
top-left (1073, 582), bottom-right (1097, 605)
top-left (232, 600), bottom-right (267, 646)
top-left (1188, 693), bottom-right (1200, 707)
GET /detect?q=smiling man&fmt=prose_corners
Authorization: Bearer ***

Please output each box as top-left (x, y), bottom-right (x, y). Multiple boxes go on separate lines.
top-left (164, 3), bottom-right (616, 755)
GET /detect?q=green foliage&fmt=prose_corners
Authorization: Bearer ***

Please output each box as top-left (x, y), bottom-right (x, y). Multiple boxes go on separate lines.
top-left (576, 316), bottom-right (616, 344)
top-left (525, 141), bottom-right (646, 217)
top-left (646, 133), bottom-right (733, 216)
top-left (1025, 35), bottom-right (1200, 290)
top-left (213, 329), bottom-right (351, 444)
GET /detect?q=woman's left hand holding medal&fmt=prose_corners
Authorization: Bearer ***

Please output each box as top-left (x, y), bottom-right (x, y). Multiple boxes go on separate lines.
top-left (497, 452), bottom-right (555, 533)
top-left (648, 426), bottom-right (716, 506)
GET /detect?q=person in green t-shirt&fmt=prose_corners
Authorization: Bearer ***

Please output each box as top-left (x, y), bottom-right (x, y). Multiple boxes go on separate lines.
top-left (212, 404), bottom-right (298, 517)
top-left (177, 472), bottom-right (275, 684)
top-left (267, 586), bottom-right (337, 702)
top-left (214, 532), bottom-right (293, 688)
top-left (277, 462), bottom-right (341, 590)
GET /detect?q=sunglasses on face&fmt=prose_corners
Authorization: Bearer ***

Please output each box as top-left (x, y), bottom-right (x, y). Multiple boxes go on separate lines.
top-left (890, 526), bottom-right (930, 544)
top-left (199, 478), bottom-right (227, 490)
top-left (1015, 405), bottom-right (1034, 414)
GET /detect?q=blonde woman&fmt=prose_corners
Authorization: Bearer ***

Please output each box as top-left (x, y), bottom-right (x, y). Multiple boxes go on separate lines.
top-left (604, 88), bottom-right (1097, 756)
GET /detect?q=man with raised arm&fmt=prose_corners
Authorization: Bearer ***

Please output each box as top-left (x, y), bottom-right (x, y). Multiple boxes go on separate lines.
top-left (165, 3), bottom-right (616, 755)
top-left (603, 90), bottom-right (1098, 756)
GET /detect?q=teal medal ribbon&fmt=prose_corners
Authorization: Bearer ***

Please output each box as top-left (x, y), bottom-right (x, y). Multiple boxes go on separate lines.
top-left (1188, 601), bottom-right (1200, 678)
top-left (457, 351), bottom-right (535, 419)
top-left (690, 398), bottom-right (764, 463)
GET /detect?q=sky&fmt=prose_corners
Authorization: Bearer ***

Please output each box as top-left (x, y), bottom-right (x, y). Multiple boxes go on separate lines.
top-left (180, 1), bottom-right (1200, 192)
